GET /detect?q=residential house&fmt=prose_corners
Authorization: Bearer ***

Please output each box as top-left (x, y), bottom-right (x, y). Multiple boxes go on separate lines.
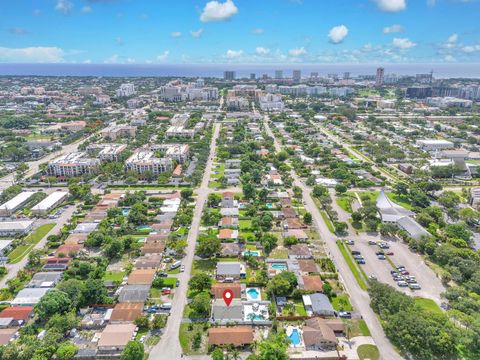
top-left (208, 326), bottom-right (254, 347)
top-left (216, 262), bottom-right (245, 281)
top-left (302, 293), bottom-right (335, 317)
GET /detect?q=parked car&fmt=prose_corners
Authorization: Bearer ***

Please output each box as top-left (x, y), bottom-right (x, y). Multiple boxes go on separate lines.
top-left (345, 240), bottom-right (355, 245)
top-left (386, 252), bottom-right (394, 256)
top-left (397, 281), bottom-right (408, 287)
top-left (157, 272), bottom-right (168, 277)
top-left (339, 311), bottom-right (352, 318)
top-left (408, 283), bottom-right (421, 290)
top-left (356, 259), bottom-right (366, 264)
top-left (351, 250), bottom-right (361, 255)
top-left (377, 254), bottom-right (386, 260)
top-left (180, 265), bottom-right (185, 272)
top-left (176, 280), bottom-right (180, 287)
top-left (368, 240), bottom-right (376, 245)
top-left (369, 275), bottom-right (378, 280)
top-left (160, 303), bottom-right (172, 310)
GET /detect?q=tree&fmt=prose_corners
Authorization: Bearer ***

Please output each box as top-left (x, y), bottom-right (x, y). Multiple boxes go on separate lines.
top-left (207, 193), bottom-right (222, 207)
top-left (46, 312), bottom-right (78, 334)
top-left (81, 278), bottom-right (108, 306)
top-left (438, 191), bottom-right (460, 209)
top-left (211, 347), bottom-right (225, 360)
top-left (394, 182), bottom-right (409, 195)
top-left (196, 236), bottom-right (221, 258)
top-left (303, 212), bottom-right (312, 225)
top-left (57, 279), bottom-right (85, 308)
top-left (104, 238), bottom-right (124, 259)
top-left (312, 184), bottom-right (328, 198)
top-left (190, 293), bottom-right (211, 317)
top-left (243, 183), bottom-right (256, 200)
top-left (121, 341), bottom-right (144, 360)
top-left (55, 343), bottom-right (78, 360)
top-left (283, 236), bottom-right (298, 246)
top-left (127, 202), bottom-right (148, 225)
top-left (134, 315), bottom-right (150, 329)
top-left (259, 233), bottom-right (277, 254)
top-left (458, 208), bottom-right (480, 225)
top-left (334, 221), bottom-right (348, 235)
top-left (189, 273), bottom-right (213, 292)
top-left (35, 290), bottom-right (72, 320)
top-left (292, 186), bottom-right (302, 199)
top-left (181, 189), bottom-right (193, 201)
top-left (444, 223), bottom-right (472, 244)
top-left (335, 183), bottom-right (348, 194)
top-left (267, 272), bottom-right (297, 296)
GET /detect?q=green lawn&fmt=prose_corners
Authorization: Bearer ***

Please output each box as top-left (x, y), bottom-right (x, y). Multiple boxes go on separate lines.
top-left (336, 241), bottom-right (368, 290)
top-left (167, 267), bottom-right (181, 275)
top-left (103, 271), bottom-right (126, 282)
top-left (192, 259), bottom-right (217, 275)
top-left (154, 277), bottom-right (177, 288)
top-left (386, 192), bottom-right (414, 210)
top-left (357, 344), bottom-right (380, 360)
top-left (8, 223), bottom-right (55, 264)
top-left (294, 300), bottom-right (307, 316)
top-left (358, 319), bottom-right (371, 336)
top-left (239, 219), bottom-right (253, 230)
top-left (269, 248), bottom-right (289, 259)
top-left (353, 191), bottom-right (379, 204)
top-left (336, 196), bottom-right (354, 213)
top-left (179, 323), bottom-right (208, 355)
top-left (321, 211), bottom-right (336, 234)
top-left (414, 297), bottom-right (442, 315)
top-left (331, 294), bottom-right (353, 311)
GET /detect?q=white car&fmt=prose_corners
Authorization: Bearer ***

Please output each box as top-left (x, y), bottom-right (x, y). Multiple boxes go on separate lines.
top-left (180, 265), bottom-right (185, 272)
top-left (409, 283), bottom-right (421, 290)
top-left (397, 281), bottom-right (408, 287)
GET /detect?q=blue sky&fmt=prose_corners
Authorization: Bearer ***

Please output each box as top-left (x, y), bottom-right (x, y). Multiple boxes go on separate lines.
top-left (0, 0), bottom-right (480, 64)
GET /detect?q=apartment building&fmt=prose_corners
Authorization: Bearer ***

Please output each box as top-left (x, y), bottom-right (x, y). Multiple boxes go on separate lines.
top-left (60, 121), bottom-right (87, 132)
top-left (98, 144), bottom-right (128, 161)
top-left (47, 152), bottom-right (100, 177)
top-left (125, 150), bottom-right (172, 175)
top-left (151, 144), bottom-right (190, 163)
top-left (100, 124), bottom-right (137, 141)
top-left (115, 83), bottom-right (135, 97)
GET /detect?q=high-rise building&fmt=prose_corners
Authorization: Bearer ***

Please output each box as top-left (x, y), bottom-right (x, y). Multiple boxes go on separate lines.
top-left (310, 72), bottom-right (319, 79)
top-left (250, 73), bottom-right (256, 80)
top-left (292, 70), bottom-right (301, 82)
top-left (343, 72), bottom-right (350, 80)
top-left (275, 70), bottom-right (283, 79)
top-left (376, 67), bottom-right (385, 86)
top-left (224, 71), bottom-right (236, 81)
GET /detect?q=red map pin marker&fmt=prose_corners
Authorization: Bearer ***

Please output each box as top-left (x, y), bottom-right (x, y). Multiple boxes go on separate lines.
top-left (223, 289), bottom-right (233, 306)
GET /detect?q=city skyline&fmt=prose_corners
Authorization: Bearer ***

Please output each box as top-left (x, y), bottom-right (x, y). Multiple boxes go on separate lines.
top-left (1, 0), bottom-right (480, 65)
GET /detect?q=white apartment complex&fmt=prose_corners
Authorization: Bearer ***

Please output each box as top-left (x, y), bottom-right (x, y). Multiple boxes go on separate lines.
top-left (259, 94), bottom-right (285, 112)
top-left (116, 83), bottom-right (136, 97)
top-left (151, 144), bottom-right (190, 163)
top-left (125, 150), bottom-right (173, 175)
top-left (47, 152), bottom-right (100, 177)
top-left (100, 124), bottom-right (137, 140)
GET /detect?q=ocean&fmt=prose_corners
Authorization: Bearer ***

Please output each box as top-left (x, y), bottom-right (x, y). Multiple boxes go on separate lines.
top-left (0, 63), bottom-right (479, 78)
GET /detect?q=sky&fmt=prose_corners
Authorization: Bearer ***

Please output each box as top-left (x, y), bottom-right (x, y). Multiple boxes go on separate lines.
top-left (0, 0), bottom-right (480, 65)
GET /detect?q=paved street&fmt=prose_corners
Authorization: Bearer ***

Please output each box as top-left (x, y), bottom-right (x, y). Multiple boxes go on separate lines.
top-left (0, 204), bottom-right (78, 289)
top-left (0, 134), bottom-right (95, 191)
top-left (149, 123), bottom-right (220, 360)
top-left (264, 117), bottom-right (404, 360)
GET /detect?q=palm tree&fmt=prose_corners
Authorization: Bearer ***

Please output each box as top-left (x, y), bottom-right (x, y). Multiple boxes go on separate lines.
top-left (344, 319), bottom-right (353, 348)
top-left (231, 349), bottom-right (240, 360)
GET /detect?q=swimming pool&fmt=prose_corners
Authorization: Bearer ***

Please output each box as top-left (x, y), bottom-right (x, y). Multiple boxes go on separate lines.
top-left (271, 263), bottom-right (287, 270)
top-left (246, 287), bottom-right (261, 301)
top-left (136, 225), bottom-right (152, 232)
top-left (266, 203), bottom-right (274, 209)
top-left (288, 328), bottom-right (301, 346)
top-left (122, 208), bottom-right (130, 216)
top-left (243, 250), bottom-right (260, 257)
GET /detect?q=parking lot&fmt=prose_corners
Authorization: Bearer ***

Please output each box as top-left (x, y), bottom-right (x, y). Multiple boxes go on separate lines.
top-left (345, 235), bottom-right (444, 304)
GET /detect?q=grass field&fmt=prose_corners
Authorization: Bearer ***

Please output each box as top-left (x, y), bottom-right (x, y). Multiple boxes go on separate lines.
top-left (414, 297), bottom-right (443, 315)
top-left (358, 344), bottom-right (380, 360)
top-left (386, 192), bottom-right (414, 210)
top-left (336, 196), bottom-right (354, 213)
top-left (331, 294), bottom-right (353, 311)
top-left (269, 247), bottom-right (288, 259)
top-left (103, 271), bottom-right (126, 282)
top-left (8, 223), bottom-right (55, 264)
top-left (239, 219), bottom-right (253, 230)
top-left (321, 211), bottom-right (336, 233)
top-left (336, 240), bottom-right (368, 290)
top-left (179, 323), bottom-right (208, 355)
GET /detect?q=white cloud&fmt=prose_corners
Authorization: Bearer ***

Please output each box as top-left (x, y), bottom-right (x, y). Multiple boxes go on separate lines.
top-left (126, 58), bottom-right (136, 64)
top-left (171, 32), bottom-right (182, 38)
top-left (55, 0), bottom-right (73, 15)
top-left (0, 46), bottom-right (64, 62)
top-left (462, 45), bottom-right (480, 53)
top-left (444, 55), bottom-right (456, 62)
top-left (393, 37), bottom-right (416, 49)
top-left (81, 6), bottom-right (92, 14)
top-left (383, 24), bottom-right (404, 33)
top-left (83, 59), bottom-right (92, 64)
top-left (157, 50), bottom-right (170, 61)
top-left (252, 28), bottom-right (264, 34)
top-left (373, 0), bottom-right (406, 12)
top-left (289, 47), bottom-right (307, 56)
top-left (447, 33), bottom-right (458, 44)
top-left (190, 29), bottom-right (204, 38)
top-left (255, 47), bottom-right (270, 55)
top-left (328, 25), bottom-right (348, 44)
top-left (104, 54), bottom-right (119, 64)
top-left (225, 49), bottom-right (243, 58)
top-left (200, 0), bottom-right (238, 22)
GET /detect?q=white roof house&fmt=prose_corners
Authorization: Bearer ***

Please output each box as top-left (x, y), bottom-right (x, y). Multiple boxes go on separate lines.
top-left (31, 191), bottom-right (69, 215)
top-left (0, 191), bottom-right (36, 216)
top-left (0, 220), bottom-right (34, 236)
top-left (11, 288), bottom-right (50, 306)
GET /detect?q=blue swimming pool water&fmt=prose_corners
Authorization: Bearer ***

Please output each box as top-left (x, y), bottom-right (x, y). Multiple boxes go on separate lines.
top-left (266, 203), bottom-right (274, 209)
top-left (271, 263), bottom-right (287, 270)
top-left (246, 288), bottom-right (260, 300)
top-left (243, 250), bottom-right (260, 257)
top-left (289, 329), bottom-right (301, 345)
top-left (122, 208), bottom-right (130, 216)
